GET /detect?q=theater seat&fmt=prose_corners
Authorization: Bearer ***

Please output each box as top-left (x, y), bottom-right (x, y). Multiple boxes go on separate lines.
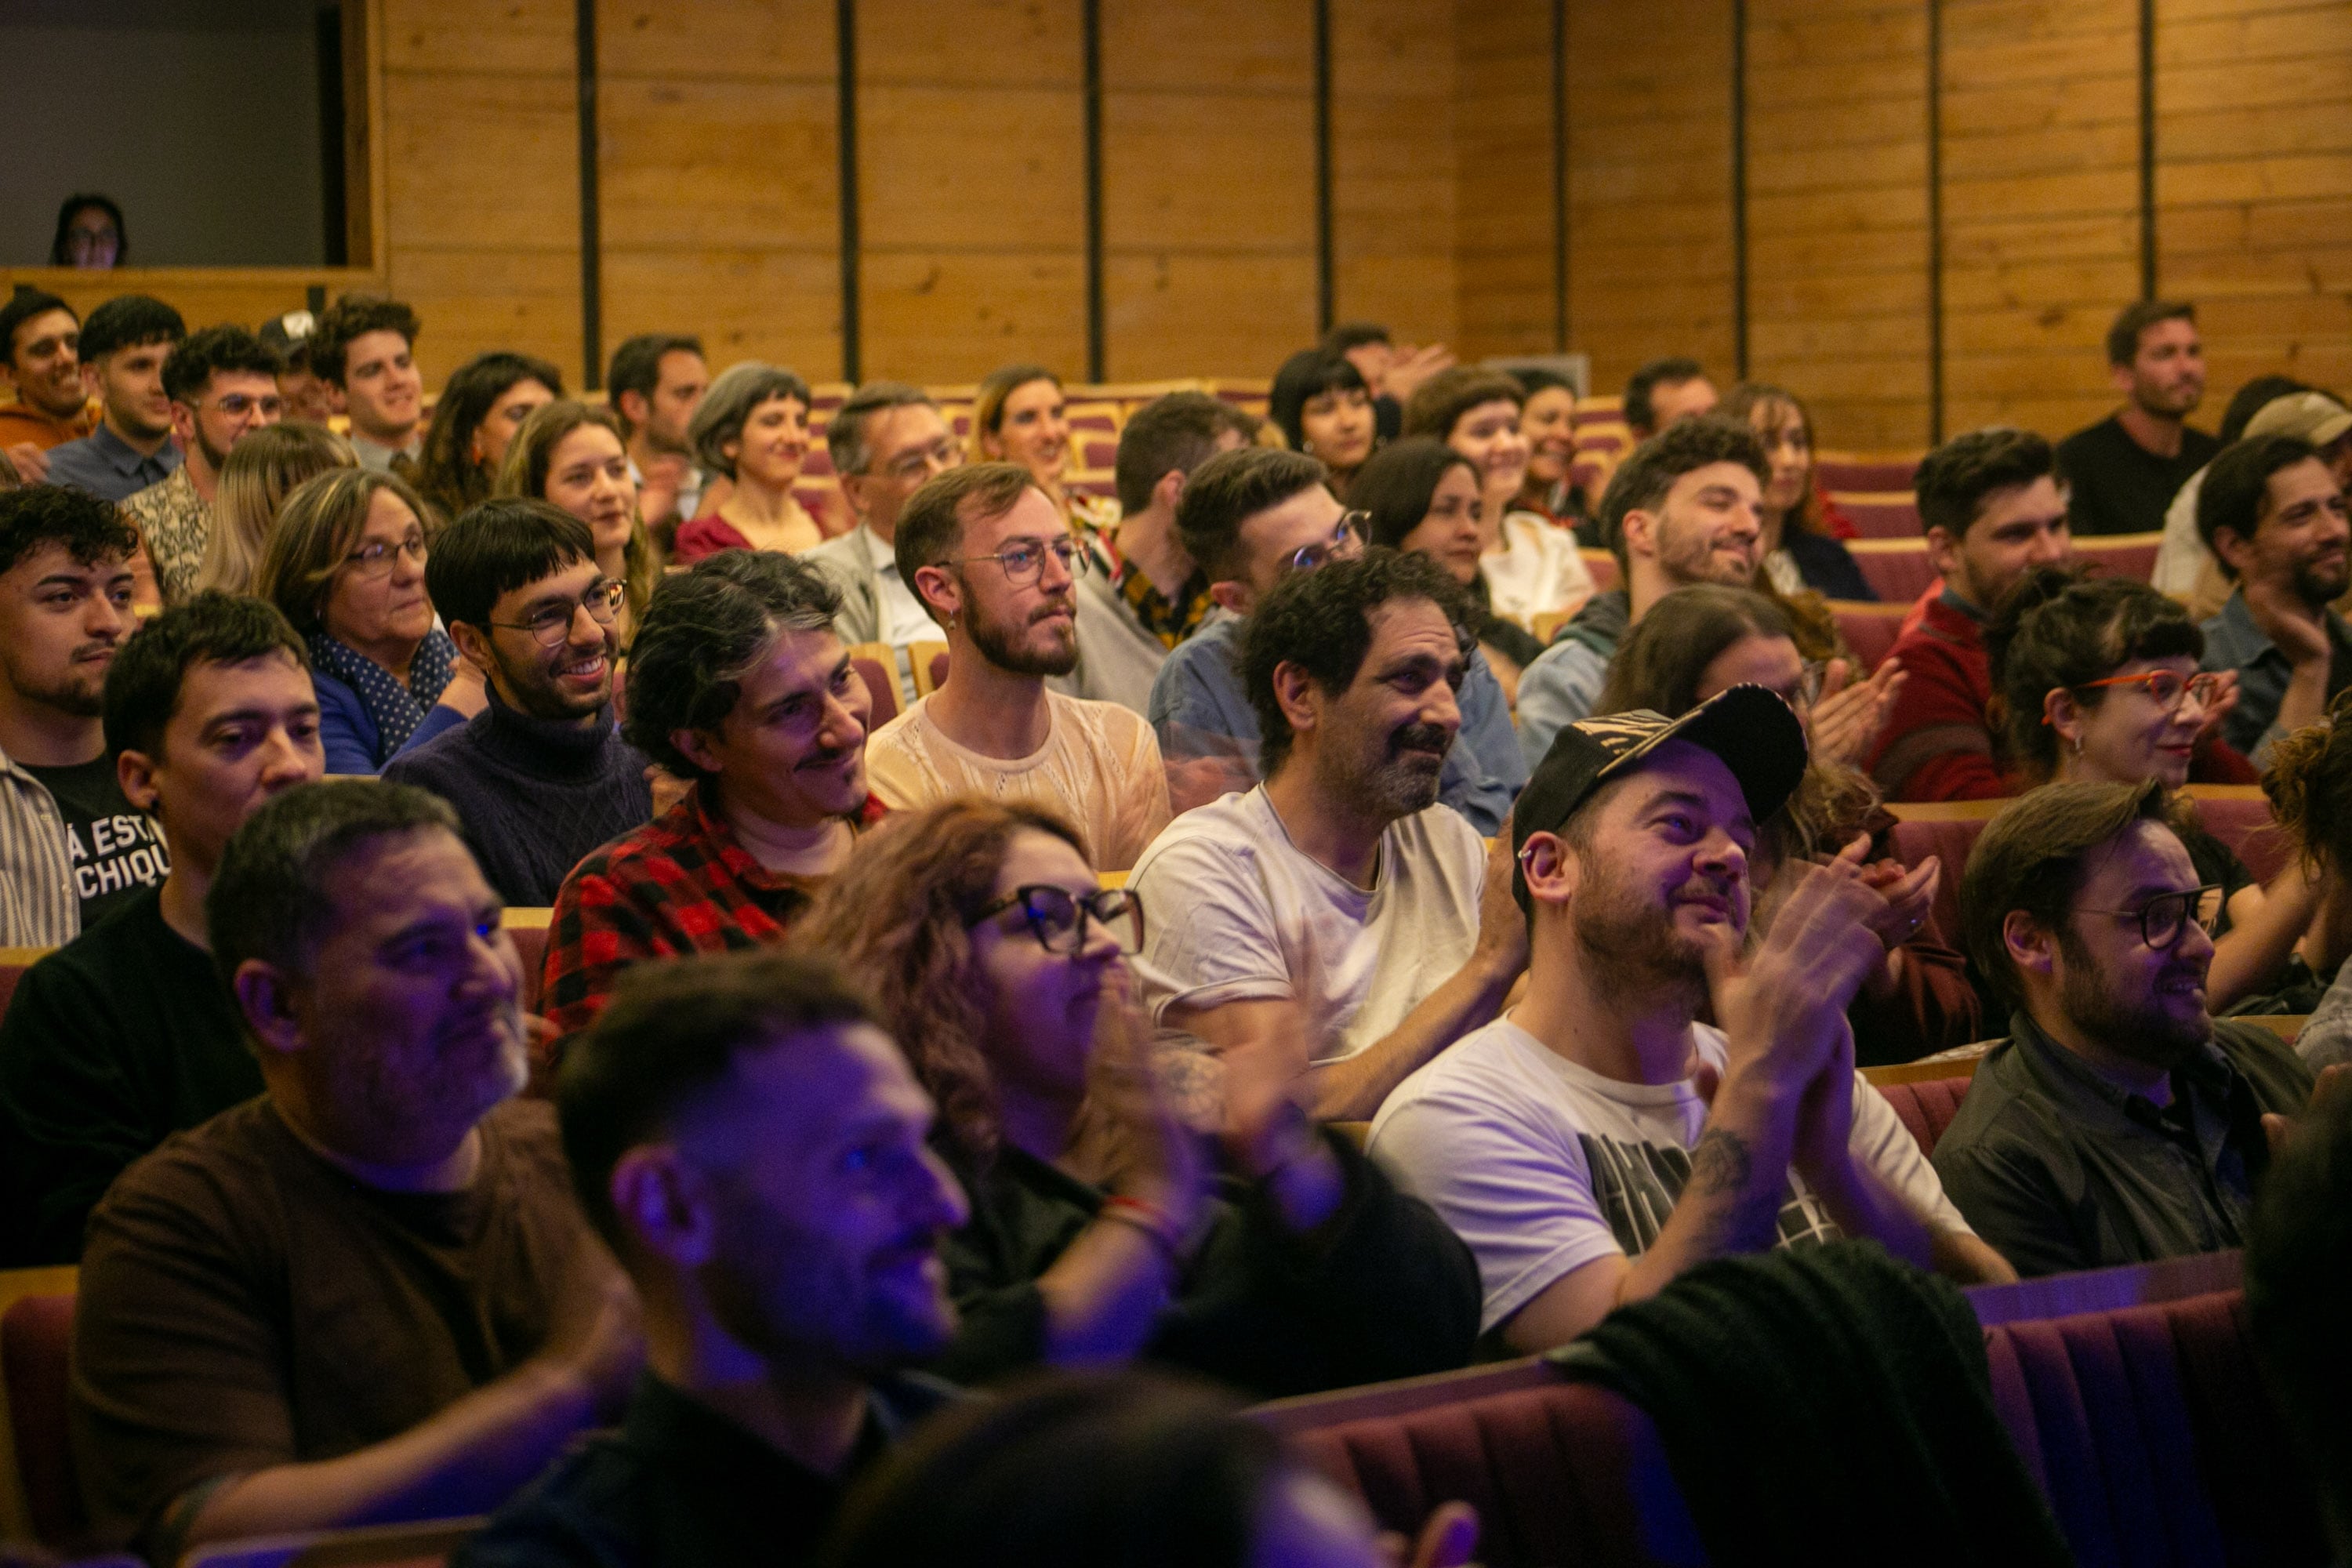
top-left (2074, 532), bottom-right (2163, 584)
top-left (846, 642), bottom-right (900, 730)
top-left (2, 1292), bottom-right (84, 1552)
top-left (1580, 550), bottom-right (1619, 596)
top-left (1873, 1075), bottom-right (1971, 1156)
top-left (1886, 802), bottom-right (2002, 944)
top-left (1829, 601), bottom-right (1908, 672)
top-left (499, 911), bottom-right (551, 1016)
top-left (909, 641), bottom-right (949, 699)
top-left (1849, 540), bottom-right (1940, 604)
top-left (1817, 456), bottom-right (1920, 492)
top-left (1828, 494), bottom-right (1922, 540)
top-left (2189, 787), bottom-right (2291, 883)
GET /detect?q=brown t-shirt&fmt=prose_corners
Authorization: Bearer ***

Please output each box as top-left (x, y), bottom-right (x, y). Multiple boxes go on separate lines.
top-left (71, 1095), bottom-right (600, 1555)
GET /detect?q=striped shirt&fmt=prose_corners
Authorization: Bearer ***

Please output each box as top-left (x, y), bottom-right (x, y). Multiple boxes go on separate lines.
top-left (0, 745), bottom-right (86, 947)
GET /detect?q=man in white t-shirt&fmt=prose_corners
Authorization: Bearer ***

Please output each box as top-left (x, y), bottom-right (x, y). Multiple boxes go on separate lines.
top-left (1370, 688), bottom-right (2015, 1351)
top-left (1131, 548), bottom-right (1527, 1122)
top-left (866, 463), bottom-right (1171, 872)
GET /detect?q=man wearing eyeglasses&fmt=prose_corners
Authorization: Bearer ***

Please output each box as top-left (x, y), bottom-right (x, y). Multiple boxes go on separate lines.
top-left (866, 464), bottom-right (1171, 873)
top-left (1936, 779), bottom-right (2317, 1277)
top-left (122, 324), bottom-right (285, 608)
top-left (1146, 445), bottom-right (1524, 833)
top-left (384, 500), bottom-right (651, 906)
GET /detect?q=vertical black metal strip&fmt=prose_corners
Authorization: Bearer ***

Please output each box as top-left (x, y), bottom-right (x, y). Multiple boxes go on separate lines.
top-left (1927, 0), bottom-right (1945, 442)
top-left (1083, 0), bottom-right (1105, 382)
top-left (1552, 0), bottom-right (1568, 351)
top-left (2139, 0), bottom-right (2158, 298)
top-left (1730, 0), bottom-right (1748, 378)
top-left (1313, 0), bottom-right (1334, 335)
top-left (837, 0), bottom-right (862, 383)
top-left (575, 0), bottom-right (602, 390)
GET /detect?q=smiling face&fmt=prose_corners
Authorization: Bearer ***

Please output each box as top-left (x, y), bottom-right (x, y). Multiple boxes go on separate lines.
top-left (322, 488), bottom-right (435, 659)
top-left (0, 542), bottom-right (132, 719)
top-left (2034, 819), bottom-right (2215, 1065)
top-left (543, 422), bottom-right (638, 558)
top-left (1928, 475), bottom-right (2072, 612)
top-left (727, 394), bottom-right (812, 493)
top-left (5, 308), bottom-right (85, 420)
top-left (2227, 456), bottom-right (2352, 610)
top-left (986, 378), bottom-right (1072, 485)
top-left (1301, 384), bottom-right (1376, 474)
top-left (121, 650), bottom-right (323, 879)
top-left (1632, 461), bottom-right (1765, 590)
top-left (1520, 386), bottom-right (1577, 489)
top-left (683, 625), bottom-right (873, 827)
top-left (339, 328), bottom-right (423, 445)
top-left (641, 348), bottom-right (710, 455)
top-left (848, 403), bottom-right (960, 541)
top-left (1447, 398), bottom-right (1530, 510)
top-left (1232, 483), bottom-right (1350, 606)
top-left (92, 339), bottom-right (175, 444)
top-left (1746, 400), bottom-right (1812, 518)
top-left (471, 376), bottom-right (556, 471)
top-left (1300, 596), bottom-right (1465, 819)
top-left (470, 557), bottom-right (619, 722)
top-left (1397, 461), bottom-right (1485, 586)
top-left (968, 829), bottom-right (1124, 1111)
top-left (2058, 655), bottom-right (2212, 792)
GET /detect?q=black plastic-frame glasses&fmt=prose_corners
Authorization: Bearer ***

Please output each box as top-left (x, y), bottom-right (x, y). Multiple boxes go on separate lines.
top-left (965, 884), bottom-right (1144, 954)
top-left (488, 579), bottom-right (627, 648)
top-left (2074, 883), bottom-right (2224, 949)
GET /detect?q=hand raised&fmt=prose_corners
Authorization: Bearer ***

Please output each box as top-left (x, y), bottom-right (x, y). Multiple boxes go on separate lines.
top-left (1700, 837), bottom-right (1887, 1089)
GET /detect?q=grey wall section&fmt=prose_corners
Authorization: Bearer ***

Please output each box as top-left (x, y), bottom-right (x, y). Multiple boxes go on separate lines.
top-left (2, 5), bottom-right (325, 267)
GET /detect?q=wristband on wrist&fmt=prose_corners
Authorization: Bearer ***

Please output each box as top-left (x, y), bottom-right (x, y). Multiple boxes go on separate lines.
top-left (1100, 1193), bottom-right (1185, 1266)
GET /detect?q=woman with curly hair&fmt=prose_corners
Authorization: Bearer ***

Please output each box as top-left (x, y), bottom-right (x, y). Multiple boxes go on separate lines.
top-left (2261, 693), bottom-right (2352, 1067)
top-left (796, 798), bottom-right (1480, 1396)
top-left (409, 350), bottom-right (562, 521)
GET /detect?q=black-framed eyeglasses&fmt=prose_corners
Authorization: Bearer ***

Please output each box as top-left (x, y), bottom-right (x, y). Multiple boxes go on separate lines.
top-left (2074, 883), bottom-right (2224, 949)
top-left (488, 579), bottom-right (626, 648)
top-left (944, 535), bottom-right (1087, 587)
top-left (1284, 511), bottom-right (1369, 575)
top-left (966, 884), bottom-right (1143, 954)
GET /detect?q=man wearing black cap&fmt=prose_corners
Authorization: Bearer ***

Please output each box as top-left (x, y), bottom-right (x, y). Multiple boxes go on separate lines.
top-left (1370, 688), bottom-right (2012, 1352)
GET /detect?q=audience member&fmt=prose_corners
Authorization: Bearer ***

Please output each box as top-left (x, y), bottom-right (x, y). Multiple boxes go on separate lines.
top-left (2198, 431), bottom-right (2352, 760)
top-left (1595, 586), bottom-right (1967, 1062)
top-left (2153, 374), bottom-right (2319, 609)
top-left (676, 363), bottom-right (822, 559)
top-left (1067, 391), bottom-right (1248, 711)
top-left (1720, 382), bottom-right (1874, 601)
top-left (606, 332), bottom-right (710, 538)
top-left (1622, 356), bottom-right (1718, 441)
top-left (804, 799), bottom-right (1481, 1392)
top-left (1371, 689), bottom-right (2007, 1351)
top-left (310, 295), bottom-right (426, 472)
top-left (256, 468), bottom-right (481, 772)
top-left (1402, 368), bottom-right (1593, 632)
top-left (0, 291), bottom-right (94, 479)
top-left (52, 194), bottom-right (125, 268)
top-left (0, 594), bottom-right (321, 1265)
top-left (866, 464), bottom-right (1170, 871)
top-left (0, 486), bottom-right (160, 941)
top-left (2267, 691), bottom-right (2352, 1071)
top-left (1511, 366), bottom-right (1581, 523)
top-left (1357, 437), bottom-right (1547, 704)
top-left (821, 1371), bottom-right (1471, 1568)
top-left (541, 552), bottom-right (883, 1037)
top-left (195, 421), bottom-right (355, 597)
top-left (1987, 569), bottom-right (2321, 1013)
top-left (122, 324), bottom-right (285, 606)
top-left (44, 295), bottom-right (187, 503)
top-left (1268, 350), bottom-right (1377, 502)
top-left (1135, 550), bottom-right (1526, 1120)
top-left (2056, 300), bottom-right (2219, 537)
top-left (805, 383), bottom-right (963, 688)
top-left (971, 364), bottom-right (1116, 530)
top-left (1864, 428), bottom-right (2071, 800)
top-left (1323, 319), bottom-right (1454, 440)
top-left (453, 950), bottom-right (968, 1568)
top-left (383, 500), bottom-right (652, 906)
top-left (259, 307), bottom-right (339, 425)
top-left (71, 781), bottom-right (642, 1562)
top-left (1935, 779), bottom-right (2315, 1276)
top-left (497, 400), bottom-right (659, 641)
top-left (1515, 415), bottom-right (1769, 767)
top-left (1149, 446), bottom-right (1523, 831)
top-left (412, 351), bottom-right (563, 522)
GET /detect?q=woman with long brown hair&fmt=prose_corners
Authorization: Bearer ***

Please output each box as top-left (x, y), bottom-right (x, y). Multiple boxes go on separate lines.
top-left (498, 399), bottom-right (659, 643)
top-left (798, 798), bottom-right (1479, 1396)
top-left (971, 364), bottom-right (1120, 532)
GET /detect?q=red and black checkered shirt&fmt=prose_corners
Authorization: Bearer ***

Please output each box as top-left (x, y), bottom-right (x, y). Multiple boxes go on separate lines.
top-left (541, 782), bottom-right (887, 1038)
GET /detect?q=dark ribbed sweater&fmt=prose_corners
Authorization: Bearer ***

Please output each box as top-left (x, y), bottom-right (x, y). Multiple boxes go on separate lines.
top-left (383, 689), bottom-right (652, 906)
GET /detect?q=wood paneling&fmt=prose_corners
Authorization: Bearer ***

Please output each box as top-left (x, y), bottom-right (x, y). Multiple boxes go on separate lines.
top-left (1331, 2), bottom-right (1455, 349)
top-left (0, 269), bottom-right (385, 339)
top-left (1452, 0), bottom-right (1551, 360)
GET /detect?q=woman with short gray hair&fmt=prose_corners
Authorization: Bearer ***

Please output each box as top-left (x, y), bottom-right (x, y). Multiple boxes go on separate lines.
top-left (674, 361), bottom-right (823, 561)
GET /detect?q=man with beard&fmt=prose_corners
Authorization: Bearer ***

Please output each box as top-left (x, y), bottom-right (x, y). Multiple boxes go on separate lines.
top-left (1934, 779), bottom-right (2315, 1276)
top-left (71, 781), bottom-right (642, 1562)
top-left (605, 333), bottom-right (710, 537)
top-left (44, 295), bottom-right (186, 504)
top-left (1515, 416), bottom-right (1771, 768)
top-left (384, 500), bottom-right (652, 906)
top-left (1133, 549), bottom-right (1528, 1121)
top-left (1371, 691), bottom-right (2009, 1351)
top-left (542, 552), bottom-right (884, 1038)
top-left (2197, 432), bottom-right (2352, 761)
top-left (866, 463), bottom-right (1171, 872)
top-left (0, 486), bottom-right (158, 942)
top-left (453, 949), bottom-right (970, 1568)
top-left (2056, 301), bottom-right (2220, 538)
top-left (122, 324), bottom-right (285, 606)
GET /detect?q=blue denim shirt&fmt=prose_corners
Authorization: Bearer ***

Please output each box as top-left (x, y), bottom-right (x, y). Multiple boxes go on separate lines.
top-left (2198, 590), bottom-right (2352, 763)
top-left (43, 423), bottom-right (180, 504)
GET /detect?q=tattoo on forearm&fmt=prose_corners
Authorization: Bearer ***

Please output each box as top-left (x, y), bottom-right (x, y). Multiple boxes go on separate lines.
top-left (1689, 1127), bottom-right (1754, 1196)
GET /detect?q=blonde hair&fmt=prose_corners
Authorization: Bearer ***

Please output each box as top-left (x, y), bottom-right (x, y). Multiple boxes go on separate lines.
top-left (495, 399), bottom-right (659, 631)
top-left (198, 421), bottom-right (356, 597)
top-left (254, 466), bottom-right (430, 636)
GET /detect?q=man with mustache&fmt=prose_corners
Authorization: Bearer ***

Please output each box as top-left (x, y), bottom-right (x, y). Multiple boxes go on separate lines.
top-left (1371, 691), bottom-right (2010, 1352)
top-left (1132, 549), bottom-right (1528, 1121)
top-left (864, 463), bottom-right (1171, 873)
top-left (542, 552), bottom-right (884, 1038)
top-left (452, 950), bottom-right (971, 1568)
top-left (71, 782), bottom-right (641, 1563)
top-left (1515, 416), bottom-right (1772, 768)
top-left (2056, 301), bottom-right (2218, 539)
top-left (1934, 780), bottom-right (2315, 1277)
top-left (2197, 432), bottom-right (2352, 762)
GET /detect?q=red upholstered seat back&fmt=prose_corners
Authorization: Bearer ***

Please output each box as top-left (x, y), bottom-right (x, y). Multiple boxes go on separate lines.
top-left (1981, 1290), bottom-right (2325, 1568)
top-left (506, 923), bottom-right (550, 1014)
top-left (1852, 543), bottom-right (1940, 605)
top-left (1819, 459), bottom-right (1919, 492)
top-left (2196, 793), bottom-right (2292, 884)
top-left (851, 654), bottom-right (898, 729)
top-left (1886, 813), bottom-right (1991, 946)
top-left (1290, 1380), bottom-right (1704, 1568)
top-left (1873, 1075), bottom-right (1972, 1156)
top-left (1833, 498), bottom-right (1922, 539)
top-left (1831, 602), bottom-right (1909, 672)
top-left (2, 1293), bottom-right (85, 1552)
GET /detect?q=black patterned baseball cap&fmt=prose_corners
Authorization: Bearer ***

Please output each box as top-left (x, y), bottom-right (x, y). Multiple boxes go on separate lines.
top-left (1510, 684), bottom-right (1809, 910)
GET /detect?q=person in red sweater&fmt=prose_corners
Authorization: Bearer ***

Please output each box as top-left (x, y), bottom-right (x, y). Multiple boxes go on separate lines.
top-left (1867, 430), bottom-right (2073, 800)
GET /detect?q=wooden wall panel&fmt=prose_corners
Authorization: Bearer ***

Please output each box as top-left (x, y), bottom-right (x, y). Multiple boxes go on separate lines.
top-left (1744, 0), bottom-right (1931, 450)
top-left (0, 269), bottom-right (385, 339)
top-left (1100, 0), bottom-right (1316, 379)
top-left (2156, 0), bottom-right (2352, 408)
top-left (1330, 2), bottom-right (1456, 350)
top-left (1453, 0), bottom-right (1552, 361)
top-left (1566, 0), bottom-right (1737, 404)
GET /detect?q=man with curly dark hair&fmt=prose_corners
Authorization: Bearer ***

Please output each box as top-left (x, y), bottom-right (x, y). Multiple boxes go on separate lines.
top-left (122, 323), bottom-right (285, 605)
top-left (44, 295), bottom-right (186, 503)
top-left (310, 293), bottom-right (425, 472)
